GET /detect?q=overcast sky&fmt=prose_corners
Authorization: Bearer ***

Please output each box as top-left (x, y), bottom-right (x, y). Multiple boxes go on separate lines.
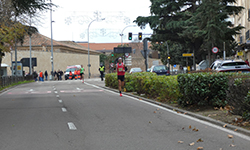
top-left (37, 0), bottom-right (153, 43)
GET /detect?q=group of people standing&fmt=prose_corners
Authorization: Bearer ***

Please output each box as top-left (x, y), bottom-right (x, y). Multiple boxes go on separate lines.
top-left (32, 70), bottom-right (64, 81)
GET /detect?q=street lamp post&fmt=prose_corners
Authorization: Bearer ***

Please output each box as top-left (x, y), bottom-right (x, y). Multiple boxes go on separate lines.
top-left (50, 0), bottom-right (54, 80)
top-left (87, 18), bottom-right (105, 79)
top-left (120, 25), bottom-right (136, 45)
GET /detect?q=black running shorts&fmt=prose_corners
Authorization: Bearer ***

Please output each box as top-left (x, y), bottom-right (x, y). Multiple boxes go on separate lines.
top-left (117, 75), bottom-right (125, 81)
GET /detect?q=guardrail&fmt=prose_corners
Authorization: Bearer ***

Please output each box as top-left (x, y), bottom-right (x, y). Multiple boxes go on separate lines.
top-left (0, 75), bottom-right (33, 89)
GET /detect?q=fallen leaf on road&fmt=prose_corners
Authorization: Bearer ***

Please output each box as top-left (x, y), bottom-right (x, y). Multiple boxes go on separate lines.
top-left (177, 111), bottom-right (181, 114)
top-left (184, 112), bottom-right (187, 115)
top-left (157, 108), bottom-right (160, 111)
top-left (223, 124), bottom-right (227, 128)
top-left (230, 144), bottom-right (236, 147)
top-left (193, 127), bottom-right (199, 132)
top-left (73, 95), bottom-right (75, 97)
top-left (234, 129), bottom-right (238, 132)
top-left (149, 121), bottom-right (152, 124)
top-left (228, 134), bottom-right (233, 138)
top-left (138, 98), bottom-right (142, 100)
top-left (214, 107), bottom-right (219, 110)
top-left (189, 125), bottom-right (192, 129)
top-left (153, 111), bottom-right (156, 113)
top-left (242, 122), bottom-right (250, 126)
top-left (219, 148), bottom-right (223, 150)
top-left (182, 127), bottom-right (185, 130)
top-left (208, 114), bottom-right (211, 117)
top-left (189, 142), bottom-right (195, 146)
top-left (197, 138), bottom-right (203, 142)
top-left (197, 147), bottom-right (203, 150)
top-left (178, 141), bottom-right (184, 144)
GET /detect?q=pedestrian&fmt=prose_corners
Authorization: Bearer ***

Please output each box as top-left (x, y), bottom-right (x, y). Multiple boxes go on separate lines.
top-left (39, 71), bottom-right (44, 82)
top-left (54, 70), bottom-right (58, 80)
top-left (99, 64), bottom-right (105, 81)
top-left (80, 65), bottom-right (85, 83)
top-left (59, 70), bottom-right (63, 80)
top-left (115, 57), bottom-right (127, 96)
top-left (45, 70), bottom-right (48, 81)
top-left (58, 69), bottom-right (61, 80)
top-left (245, 59), bottom-right (249, 66)
top-left (33, 71), bottom-right (38, 81)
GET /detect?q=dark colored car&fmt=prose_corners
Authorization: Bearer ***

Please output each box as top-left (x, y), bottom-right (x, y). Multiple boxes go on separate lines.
top-left (149, 65), bottom-right (170, 75)
top-left (210, 60), bottom-right (250, 73)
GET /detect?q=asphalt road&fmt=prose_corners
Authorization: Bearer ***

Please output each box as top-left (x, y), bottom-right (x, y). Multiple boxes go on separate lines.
top-left (0, 79), bottom-right (249, 150)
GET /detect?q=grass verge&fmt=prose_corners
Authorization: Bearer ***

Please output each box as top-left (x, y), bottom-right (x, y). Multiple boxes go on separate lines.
top-left (0, 80), bottom-right (34, 92)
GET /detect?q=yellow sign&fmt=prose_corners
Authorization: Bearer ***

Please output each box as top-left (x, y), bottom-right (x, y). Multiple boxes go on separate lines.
top-left (17, 66), bottom-right (21, 70)
top-left (182, 53), bottom-right (194, 57)
top-left (237, 51), bottom-right (243, 56)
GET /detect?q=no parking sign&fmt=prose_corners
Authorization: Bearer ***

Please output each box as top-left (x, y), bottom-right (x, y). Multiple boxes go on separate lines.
top-left (212, 47), bottom-right (219, 54)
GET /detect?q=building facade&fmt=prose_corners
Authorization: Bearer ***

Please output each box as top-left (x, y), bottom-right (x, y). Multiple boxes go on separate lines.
top-left (234, 0), bottom-right (250, 60)
top-left (2, 33), bottom-right (101, 78)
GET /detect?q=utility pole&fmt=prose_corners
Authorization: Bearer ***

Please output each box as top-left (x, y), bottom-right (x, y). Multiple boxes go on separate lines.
top-left (143, 38), bottom-right (150, 71)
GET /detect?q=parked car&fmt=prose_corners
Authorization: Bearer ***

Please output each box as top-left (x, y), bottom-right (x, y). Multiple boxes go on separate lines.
top-left (210, 60), bottom-right (250, 73)
top-left (148, 65), bottom-right (170, 75)
top-left (129, 67), bottom-right (142, 73)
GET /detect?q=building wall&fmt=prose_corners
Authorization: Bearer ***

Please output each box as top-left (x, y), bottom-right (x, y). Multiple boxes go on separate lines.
top-left (2, 50), bottom-right (100, 78)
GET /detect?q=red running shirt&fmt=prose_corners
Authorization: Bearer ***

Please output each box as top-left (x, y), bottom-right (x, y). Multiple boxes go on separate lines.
top-left (117, 63), bottom-right (125, 76)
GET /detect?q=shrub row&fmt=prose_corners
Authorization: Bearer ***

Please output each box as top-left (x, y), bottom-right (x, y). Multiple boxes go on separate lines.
top-left (177, 73), bottom-right (229, 107)
top-left (105, 72), bottom-right (250, 120)
top-left (105, 72), bottom-right (180, 103)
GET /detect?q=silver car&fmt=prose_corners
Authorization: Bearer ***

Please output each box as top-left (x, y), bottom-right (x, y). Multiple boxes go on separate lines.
top-left (210, 60), bottom-right (250, 73)
top-left (129, 68), bottom-right (142, 73)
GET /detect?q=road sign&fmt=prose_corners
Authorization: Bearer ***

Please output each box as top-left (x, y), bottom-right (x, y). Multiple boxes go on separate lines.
top-left (237, 51), bottom-right (243, 56)
top-left (125, 53), bottom-right (130, 58)
top-left (114, 47), bottom-right (132, 53)
top-left (212, 47), bottom-right (219, 54)
top-left (182, 53), bottom-right (194, 57)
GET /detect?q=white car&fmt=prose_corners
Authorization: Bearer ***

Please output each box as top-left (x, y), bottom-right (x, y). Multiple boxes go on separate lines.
top-left (129, 68), bottom-right (142, 73)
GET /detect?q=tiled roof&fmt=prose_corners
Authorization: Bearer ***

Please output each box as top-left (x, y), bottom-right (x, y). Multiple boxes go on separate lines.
top-left (78, 43), bottom-right (122, 51)
top-left (17, 33), bottom-right (100, 54)
top-left (78, 42), bottom-right (152, 51)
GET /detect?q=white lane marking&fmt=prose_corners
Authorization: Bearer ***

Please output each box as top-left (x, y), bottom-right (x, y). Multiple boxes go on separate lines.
top-left (67, 122), bottom-right (77, 130)
top-left (84, 82), bottom-right (250, 141)
top-left (62, 108), bottom-right (67, 112)
top-left (58, 100), bottom-right (63, 103)
top-left (29, 89), bottom-right (34, 92)
top-left (54, 91), bottom-right (58, 93)
top-left (54, 88), bottom-right (56, 91)
top-left (56, 95), bottom-right (59, 98)
top-left (76, 87), bottom-right (81, 90)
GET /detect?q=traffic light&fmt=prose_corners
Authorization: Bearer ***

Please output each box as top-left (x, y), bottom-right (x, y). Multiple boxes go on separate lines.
top-left (138, 32), bottom-right (142, 40)
top-left (168, 54), bottom-right (171, 59)
top-left (128, 32), bottom-right (132, 40)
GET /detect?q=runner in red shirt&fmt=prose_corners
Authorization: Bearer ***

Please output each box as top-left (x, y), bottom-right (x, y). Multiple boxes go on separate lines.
top-left (116, 57), bottom-right (127, 96)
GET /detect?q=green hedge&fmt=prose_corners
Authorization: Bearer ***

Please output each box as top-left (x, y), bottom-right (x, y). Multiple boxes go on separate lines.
top-left (177, 73), bottom-right (230, 107)
top-left (105, 72), bottom-right (180, 103)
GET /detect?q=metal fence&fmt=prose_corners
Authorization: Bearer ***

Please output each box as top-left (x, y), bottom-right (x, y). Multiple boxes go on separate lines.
top-left (0, 75), bottom-right (33, 89)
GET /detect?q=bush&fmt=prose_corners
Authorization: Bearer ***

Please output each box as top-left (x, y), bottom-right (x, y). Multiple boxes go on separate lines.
top-left (226, 75), bottom-right (250, 120)
top-left (177, 72), bottom-right (229, 107)
top-left (105, 72), bottom-right (180, 103)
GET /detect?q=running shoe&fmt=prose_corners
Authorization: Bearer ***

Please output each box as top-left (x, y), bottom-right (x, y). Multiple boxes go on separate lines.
top-left (120, 93), bottom-right (122, 97)
top-left (82, 80), bottom-right (84, 83)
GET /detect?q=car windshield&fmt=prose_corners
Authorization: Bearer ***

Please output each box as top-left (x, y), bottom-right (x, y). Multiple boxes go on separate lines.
top-left (154, 66), bottom-right (166, 71)
top-left (66, 68), bottom-right (77, 72)
top-left (222, 62), bottom-right (247, 67)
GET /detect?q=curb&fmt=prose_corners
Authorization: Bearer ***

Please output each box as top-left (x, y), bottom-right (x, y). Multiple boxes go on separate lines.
top-left (89, 83), bottom-right (250, 137)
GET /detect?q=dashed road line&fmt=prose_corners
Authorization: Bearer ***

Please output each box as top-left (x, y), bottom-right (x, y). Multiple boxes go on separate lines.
top-left (67, 122), bottom-right (77, 130)
top-left (56, 95), bottom-right (59, 98)
top-left (58, 100), bottom-right (62, 103)
top-left (62, 107), bottom-right (67, 112)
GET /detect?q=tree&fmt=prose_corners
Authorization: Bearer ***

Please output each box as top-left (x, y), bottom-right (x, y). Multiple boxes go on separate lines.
top-left (134, 0), bottom-right (244, 68)
top-left (0, 0), bottom-right (52, 77)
